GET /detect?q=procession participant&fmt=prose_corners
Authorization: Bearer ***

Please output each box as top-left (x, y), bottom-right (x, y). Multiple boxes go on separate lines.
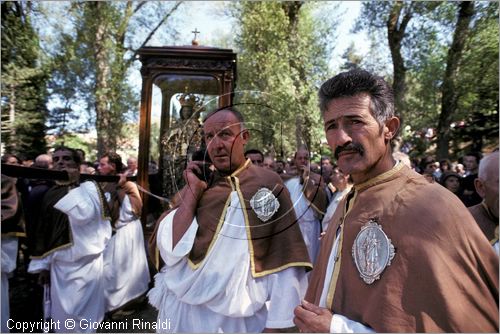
top-left (244, 148), bottom-right (264, 167)
top-left (321, 166), bottom-right (352, 232)
top-left (468, 150), bottom-right (499, 254)
top-left (97, 152), bottom-right (150, 313)
top-left (285, 147), bottom-right (328, 264)
top-left (28, 147), bottom-right (111, 332)
top-left (293, 69), bottom-right (498, 333)
top-left (149, 107), bottom-right (311, 332)
top-left (1, 174), bottom-right (26, 332)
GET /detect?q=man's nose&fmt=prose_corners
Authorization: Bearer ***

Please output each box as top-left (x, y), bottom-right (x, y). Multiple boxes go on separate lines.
top-left (211, 136), bottom-right (224, 149)
top-left (335, 126), bottom-right (353, 147)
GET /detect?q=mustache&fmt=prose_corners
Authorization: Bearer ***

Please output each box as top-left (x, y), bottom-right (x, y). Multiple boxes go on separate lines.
top-left (334, 142), bottom-right (364, 160)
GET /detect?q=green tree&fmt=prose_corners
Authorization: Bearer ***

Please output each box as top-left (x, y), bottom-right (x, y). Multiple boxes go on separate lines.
top-left (231, 1), bottom-right (336, 159)
top-left (436, 2), bottom-right (476, 159)
top-left (340, 42), bottom-right (363, 71)
top-left (1, 2), bottom-right (49, 159)
top-left (47, 1), bottom-right (181, 156)
top-left (447, 2), bottom-right (499, 156)
top-left (355, 1), bottom-right (442, 124)
top-left (356, 1), bottom-right (498, 159)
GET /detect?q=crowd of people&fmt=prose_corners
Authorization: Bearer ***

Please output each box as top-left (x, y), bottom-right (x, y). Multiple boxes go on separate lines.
top-left (1, 150), bottom-right (149, 332)
top-left (1, 68), bottom-right (498, 333)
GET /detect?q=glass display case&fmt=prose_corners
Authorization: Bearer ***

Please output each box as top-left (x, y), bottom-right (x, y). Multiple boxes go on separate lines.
top-left (137, 46), bottom-right (237, 223)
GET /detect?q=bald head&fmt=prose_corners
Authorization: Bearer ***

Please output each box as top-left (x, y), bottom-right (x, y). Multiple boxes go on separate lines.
top-left (35, 154), bottom-right (53, 169)
top-left (478, 151), bottom-right (499, 180)
top-left (475, 151), bottom-right (499, 219)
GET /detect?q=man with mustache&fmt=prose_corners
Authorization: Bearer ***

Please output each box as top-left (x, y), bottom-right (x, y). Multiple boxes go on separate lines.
top-left (293, 69), bottom-right (498, 332)
top-left (149, 107), bottom-right (312, 332)
top-left (284, 147), bottom-right (328, 264)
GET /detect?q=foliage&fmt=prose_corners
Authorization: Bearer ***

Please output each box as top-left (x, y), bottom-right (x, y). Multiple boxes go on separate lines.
top-left (452, 2), bottom-right (499, 154)
top-left (44, 1), bottom-right (181, 156)
top-left (355, 1), bottom-right (498, 159)
top-left (340, 42), bottom-right (363, 71)
top-left (1, 2), bottom-right (49, 159)
top-left (230, 1), bottom-right (337, 160)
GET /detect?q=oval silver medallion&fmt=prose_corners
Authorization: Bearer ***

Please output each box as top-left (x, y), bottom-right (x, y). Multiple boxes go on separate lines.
top-left (250, 187), bottom-right (280, 222)
top-left (352, 219), bottom-right (395, 284)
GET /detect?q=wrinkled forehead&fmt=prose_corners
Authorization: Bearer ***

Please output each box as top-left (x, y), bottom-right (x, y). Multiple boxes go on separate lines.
top-left (295, 150), bottom-right (309, 159)
top-left (203, 112), bottom-right (242, 134)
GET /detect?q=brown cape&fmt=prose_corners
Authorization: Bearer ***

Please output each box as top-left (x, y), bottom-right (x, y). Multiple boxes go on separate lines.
top-left (280, 172), bottom-right (328, 216)
top-left (151, 160), bottom-right (312, 277)
top-left (100, 181), bottom-right (142, 229)
top-left (31, 185), bottom-right (73, 258)
top-left (306, 164), bottom-right (499, 332)
top-left (190, 160), bottom-right (312, 277)
top-left (1, 174), bottom-right (25, 237)
top-left (31, 181), bottom-right (110, 259)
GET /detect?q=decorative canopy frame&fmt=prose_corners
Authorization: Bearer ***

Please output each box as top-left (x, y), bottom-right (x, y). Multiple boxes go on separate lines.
top-left (136, 45), bottom-right (237, 221)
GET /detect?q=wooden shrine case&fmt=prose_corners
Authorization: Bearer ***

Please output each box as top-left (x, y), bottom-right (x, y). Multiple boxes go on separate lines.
top-left (136, 45), bottom-right (237, 223)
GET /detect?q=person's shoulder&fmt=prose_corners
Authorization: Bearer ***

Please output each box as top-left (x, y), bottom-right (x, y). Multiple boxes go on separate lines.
top-left (468, 203), bottom-right (484, 217)
top-left (396, 167), bottom-right (468, 212)
top-left (79, 180), bottom-right (102, 195)
top-left (248, 164), bottom-right (284, 185)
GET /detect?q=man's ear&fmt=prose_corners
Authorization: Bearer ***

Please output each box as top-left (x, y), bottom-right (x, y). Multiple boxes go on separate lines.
top-left (384, 117), bottom-right (400, 141)
top-left (474, 178), bottom-right (486, 199)
top-left (240, 129), bottom-right (250, 143)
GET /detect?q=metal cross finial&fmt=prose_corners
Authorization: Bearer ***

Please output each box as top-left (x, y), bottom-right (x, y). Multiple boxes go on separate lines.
top-left (192, 28), bottom-right (200, 40)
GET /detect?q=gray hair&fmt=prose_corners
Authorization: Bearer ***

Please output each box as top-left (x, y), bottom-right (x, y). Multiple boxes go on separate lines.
top-left (478, 151), bottom-right (499, 180)
top-left (318, 69), bottom-right (395, 127)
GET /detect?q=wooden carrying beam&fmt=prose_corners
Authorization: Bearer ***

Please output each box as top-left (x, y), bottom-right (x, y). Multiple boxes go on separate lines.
top-left (0, 163), bottom-right (136, 183)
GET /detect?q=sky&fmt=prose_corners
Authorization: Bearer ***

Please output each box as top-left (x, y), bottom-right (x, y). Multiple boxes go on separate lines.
top-left (39, 1), bottom-right (372, 130)
top-left (170, 1), bottom-right (369, 70)
top-left (145, 1), bottom-right (371, 120)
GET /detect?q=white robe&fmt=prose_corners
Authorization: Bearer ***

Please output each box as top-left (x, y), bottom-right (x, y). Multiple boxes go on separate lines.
top-left (148, 191), bottom-right (308, 333)
top-left (28, 181), bottom-right (111, 333)
top-left (285, 177), bottom-right (322, 264)
top-left (318, 228), bottom-right (374, 333)
top-left (322, 186), bottom-right (352, 232)
top-left (103, 195), bottom-right (150, 312)
top-left (1, 236), bottom-right (18, 333)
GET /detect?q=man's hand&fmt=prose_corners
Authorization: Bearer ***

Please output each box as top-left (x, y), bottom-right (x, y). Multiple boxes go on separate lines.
top-left (183, 161), bottom-right (209, 196)
top-left (293, 300), bottom-right (332, 333)
top-left (117, 173), bottom-right (127, 187)
top-left (299, 165), bottom-right (310, 185)
top-left (171, 161), bottom-right (209, 249)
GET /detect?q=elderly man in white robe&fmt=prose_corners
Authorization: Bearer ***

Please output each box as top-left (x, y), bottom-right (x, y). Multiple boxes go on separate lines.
top-left (28, 147), bottom-right (111, 332)
top-left (284, 147), bottom-right (328, 264)
top-left (148, 107), bottom-right (312, 332)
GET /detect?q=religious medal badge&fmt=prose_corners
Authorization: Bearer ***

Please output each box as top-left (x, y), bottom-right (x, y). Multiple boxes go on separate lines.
top-left (250, 187), bottom-right (280, 222)
top-left (352, 218), bottom-right (396, 284)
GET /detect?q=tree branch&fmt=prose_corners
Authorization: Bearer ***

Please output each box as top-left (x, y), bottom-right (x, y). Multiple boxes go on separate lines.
top-left (133, 1), bottom-right (147, 15)
top-left (128, 1), bottom-right (183, 64)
